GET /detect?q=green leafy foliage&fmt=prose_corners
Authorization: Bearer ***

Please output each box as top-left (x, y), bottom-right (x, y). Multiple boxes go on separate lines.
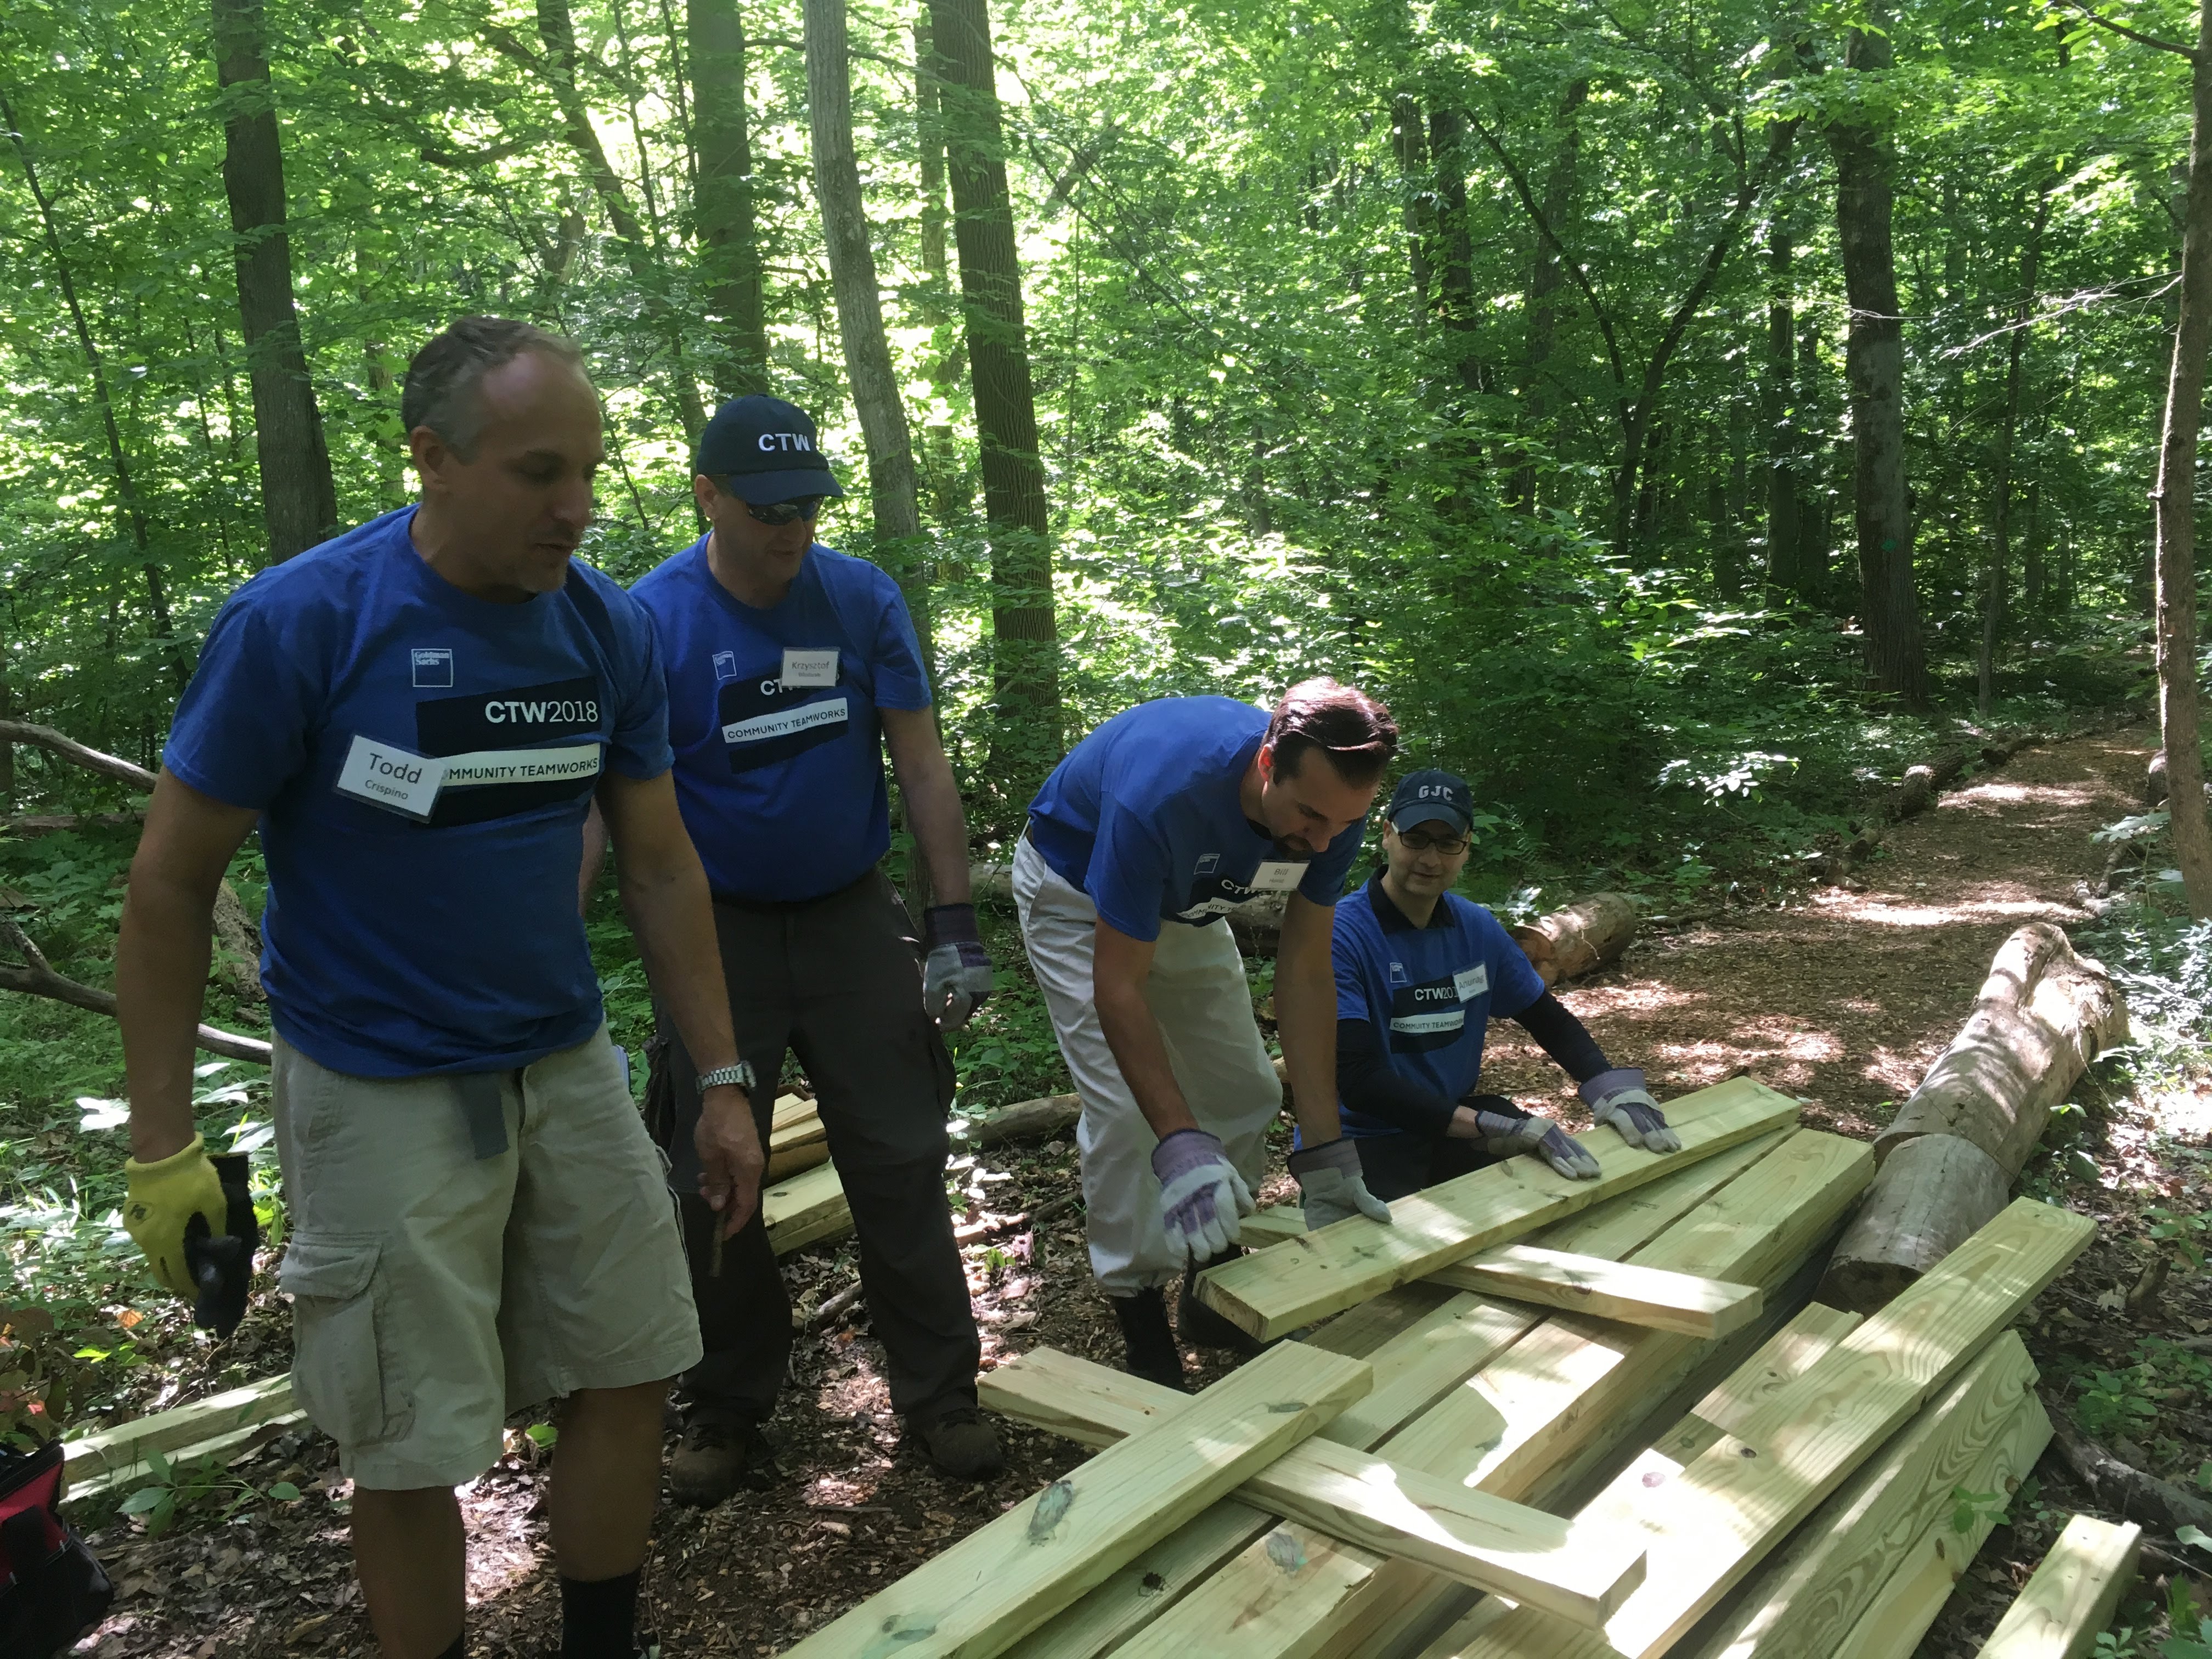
top-left (114, 1444), bottom-right (303, 1537)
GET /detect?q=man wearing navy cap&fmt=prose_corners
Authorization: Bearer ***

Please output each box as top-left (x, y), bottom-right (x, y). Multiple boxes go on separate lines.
top-left (1322, 769), bottom-right (1679, 1213)
top-left (588, 394), bottom-right (1000, 1498)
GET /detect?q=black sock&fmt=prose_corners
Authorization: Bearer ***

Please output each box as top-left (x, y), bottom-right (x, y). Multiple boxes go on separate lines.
top-left (436, 1634), bottom-right (465, 1659)
top-left (561, 1568), bottom-right (641, 1658)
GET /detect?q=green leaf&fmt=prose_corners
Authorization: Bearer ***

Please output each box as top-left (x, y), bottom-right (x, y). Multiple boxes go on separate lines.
top-left (145, 1447), bottom-right (172, 1482)
top-left (2176, 1524), bottom-right (2212, 1551)
top-left (268, 1481), bottom-right (301, 1501)
top-left (119, 1486), bottom-right (165, 1514)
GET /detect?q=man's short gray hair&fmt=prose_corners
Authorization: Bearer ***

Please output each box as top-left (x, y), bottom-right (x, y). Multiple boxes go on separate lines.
top-left (401, 316), bottom-right (586, 460)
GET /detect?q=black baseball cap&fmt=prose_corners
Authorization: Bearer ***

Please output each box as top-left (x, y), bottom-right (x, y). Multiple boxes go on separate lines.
top-left (1386, 770), bottom-right (1473, 834)
top-left (695, 395), bottom-right (845, 505)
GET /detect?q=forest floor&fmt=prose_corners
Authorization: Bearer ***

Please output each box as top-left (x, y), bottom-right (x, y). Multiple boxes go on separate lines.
top-left (68, 718), bottom-right (2212, 1659)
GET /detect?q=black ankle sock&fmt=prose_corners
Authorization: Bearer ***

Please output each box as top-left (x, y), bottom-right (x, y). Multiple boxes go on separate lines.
top-left (560, 1568), bottom-right (641, 1658)
top-left (436, 1634), bottom-right (465, 1659)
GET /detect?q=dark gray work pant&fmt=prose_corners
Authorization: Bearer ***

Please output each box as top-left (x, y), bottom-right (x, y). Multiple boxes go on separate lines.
top-left (646, 872), bottom-right (978, 1430)
top-left (1352, 1131), bottom-right (1499, 1203)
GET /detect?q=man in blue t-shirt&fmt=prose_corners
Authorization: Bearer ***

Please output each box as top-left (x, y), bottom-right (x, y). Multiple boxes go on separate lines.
top-left (1016, 681), bottom-right (1400, 1390)
top-left (588, 394), bottom-right (999, 1497)
top-left (1327, 770), bottom-right (1680, 1209)
top-left (115, 319), bottom-right (759, 1659)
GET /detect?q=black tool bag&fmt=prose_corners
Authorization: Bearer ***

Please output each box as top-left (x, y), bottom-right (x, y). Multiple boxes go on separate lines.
top-left (0, 1437), bottom-right (114, 1657)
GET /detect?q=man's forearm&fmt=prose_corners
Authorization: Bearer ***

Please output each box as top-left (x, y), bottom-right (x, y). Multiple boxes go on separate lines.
top-left (1275, 941), bottom-right (1342, 1148)
top-left (899, 751), bottom-right (973, 905)
top-left (1096, 980), bottom-right (1199, 1140)
top-left (619, 866), bottom-right (742, 1075)
top-left (578, 801), bottom-right (612, 915)
top-left (116, 878), bottom-right (218, 1162)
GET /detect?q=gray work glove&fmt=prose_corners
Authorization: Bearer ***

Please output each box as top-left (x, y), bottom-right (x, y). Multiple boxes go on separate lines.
top-left (921, 902), bottom-right (993, 1031)
top-left (1152, 1128), bottom-right (1256, 1266)
top-left (1289, 1137), bottom-right (1394, 1229)
top-left (1581, 1067), bottom-right (1681, 1153)
top-left (1460, 1095), bottom-right (1602, 1180)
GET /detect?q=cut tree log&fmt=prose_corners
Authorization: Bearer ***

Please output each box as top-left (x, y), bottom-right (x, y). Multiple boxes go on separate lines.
top-left (1429, 1196), bottom-right (2095, 1659)
top-left (1505, 893), bottom-right (1637, 989)
top-left (1975, 1514), bottom-right (2142, 1659)
top-left (1424, 1244), bottom-right (1761, 1340)
top-left (980, 1346), bottom-right (1649, 1626)
top-left (1195, 1076), bottom-right (1803, 1341)
top-left (951, 1091), bottom-right (1082, 1147)
top-left (1824, 922), bottom-right (2128, 1311)
top-left (2045, 1396), bottom-right (2212, 1536)
top-left (783, 1340), bottom-right (1372, 1658)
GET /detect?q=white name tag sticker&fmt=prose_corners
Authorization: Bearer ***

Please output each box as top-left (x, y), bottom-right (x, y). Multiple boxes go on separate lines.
top-left (437, 743), bottom-right (603, 789)
top-left (1249, 860), bottom-right (1308, 893)
top-left (336, 734), bottom-right (447, 821)
top-left (781, 647), bottom-right (839, 687)
top-left (1454, 964), bottom-right (1489, 1002)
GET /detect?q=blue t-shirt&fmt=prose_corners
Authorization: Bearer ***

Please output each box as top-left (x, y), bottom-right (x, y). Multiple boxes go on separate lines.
top-left (630, 539), bottom-right (930, 902)
top-left (1331, 872), bottom-right (1548, 1138)
top-left (1026, 696), bottom-right (1364, 941)
top-left (163, 507), bottom-right (672, 1077)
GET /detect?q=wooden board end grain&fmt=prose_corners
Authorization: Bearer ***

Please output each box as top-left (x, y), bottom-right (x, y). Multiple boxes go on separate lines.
top-left (1974, 1513), bottom-right (2143, 1659)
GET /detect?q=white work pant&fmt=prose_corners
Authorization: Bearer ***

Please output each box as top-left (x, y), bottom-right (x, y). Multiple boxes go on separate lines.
top-left (1012, 836), bottom-right (1283, 1294)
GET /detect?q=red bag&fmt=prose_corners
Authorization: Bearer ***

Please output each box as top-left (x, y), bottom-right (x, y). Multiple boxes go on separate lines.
top-left (0, 1438), bottom-right (113, 1657)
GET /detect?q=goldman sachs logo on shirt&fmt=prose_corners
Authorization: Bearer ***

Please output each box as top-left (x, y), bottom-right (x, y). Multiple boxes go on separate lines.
top-left (414, 675), bottom-right (606, 826)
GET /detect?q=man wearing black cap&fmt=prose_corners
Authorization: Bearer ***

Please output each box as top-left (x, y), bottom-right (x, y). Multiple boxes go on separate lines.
top-left (1318, 769), bottom-right (1679, 1214)
top-left (588, 394), bottom-right (1000, 1496)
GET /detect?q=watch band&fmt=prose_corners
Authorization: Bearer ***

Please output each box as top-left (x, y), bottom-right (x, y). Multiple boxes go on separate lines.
top-left (696, 1061), bottom-right (755, 1095)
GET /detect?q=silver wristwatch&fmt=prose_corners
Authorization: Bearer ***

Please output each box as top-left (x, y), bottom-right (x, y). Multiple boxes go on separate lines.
top-left (696, 1060), bottom-right (756, 1095)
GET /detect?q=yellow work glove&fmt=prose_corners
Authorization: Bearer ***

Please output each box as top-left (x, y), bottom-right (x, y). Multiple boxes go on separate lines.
top-left (124, 1134), bottom-right (227, 1299)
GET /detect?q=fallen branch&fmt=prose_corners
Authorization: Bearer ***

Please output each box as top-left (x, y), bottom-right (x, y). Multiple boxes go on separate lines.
top-left (2045, 1393), bottom-right (2212, 1537)
top-left (0, 719), bottom-right (158, 792)
top-left (0, 915), bottom-right (271, 1064)
top-left (2, 810), bottom-right (145, 838)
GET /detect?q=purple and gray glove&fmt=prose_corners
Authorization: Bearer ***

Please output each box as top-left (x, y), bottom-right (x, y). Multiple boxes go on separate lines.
top-left (1580, 1068), bottom-right (1681, 1153)
top-left (1288, 1137), bottom-right (1393, 1230)
top-left (921, 902), bottom-right (993, 1031)
top-left (1151, 1128), bottom-right (1256, 1265)
top-left (1455, 1096), bottom-right (1602, 1180)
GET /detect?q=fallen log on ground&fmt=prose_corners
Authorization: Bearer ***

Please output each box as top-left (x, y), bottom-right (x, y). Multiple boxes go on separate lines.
top-left (2045, 1396), bottom-right (2212, 1537)
top-left (1822, 922), bottom-right (2127, 1312)
top-left (1508, 893), bottom-right (1637, 989)
top-left (2, 810), bottom-right (146, 838)
top-left (766, 1089), bottom-right (1084, 1183)
top-left (1806, 727), bottom-right (2046, 886)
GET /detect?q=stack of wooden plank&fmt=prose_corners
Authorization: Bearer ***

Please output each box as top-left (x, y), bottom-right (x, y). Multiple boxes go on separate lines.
top-left (785, 1072), bottom-right (2097, 1659)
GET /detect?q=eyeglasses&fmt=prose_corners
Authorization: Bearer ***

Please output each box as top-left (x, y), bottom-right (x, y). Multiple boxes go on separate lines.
top-left (1396, 828), bottom-right (1470, 855)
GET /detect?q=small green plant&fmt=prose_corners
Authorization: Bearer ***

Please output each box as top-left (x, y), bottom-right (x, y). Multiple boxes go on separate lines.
top-left (2162, 1575), bottom-right (2212, 1659)
top-left (2094, 1628), bottom-right (2143, 1659)
top-left (116, 1447), bottom-right (302, 1536)
top-left (2147, 1206), bottom-right (2210, 1274)
top-left (2075, 1368), bottom-right (2159, 1440)
top-left (1947, 1485), bottom-right (2010, 1534)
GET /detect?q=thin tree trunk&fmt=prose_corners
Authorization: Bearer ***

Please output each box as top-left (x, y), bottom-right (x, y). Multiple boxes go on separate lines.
top-left (689, 0), bottom-right (769, 396)
top-left (1428, 107), bottom-right (1482, 396)
top-left (1980, 185), bottom-right (2051, 716)
top-left (1511, 80), bottom-right (1585, 512)
top-left (212, 0), bottom-right (336, 563)
top-left (926, 0), bottom-right (1059, 779)
top-left (913, 17), bottom-right (966, 526)
top-left (1, 87), bottom-right (188, 695)
top-left (1392, 96), bottom-right (1438, 329)
top-left (1826, 16), bottom-right (1928, 702)
top-left (1763, 202), bottom-right (1802, 591)
top-left (2152, 18), bottom-right (2212, 918)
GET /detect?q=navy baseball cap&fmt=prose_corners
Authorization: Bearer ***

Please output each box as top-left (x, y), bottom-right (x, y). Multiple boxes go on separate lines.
top-left (1386, 770), bottom-right (1473, 834)
top-left (695, 395), bottom-right (845, 505)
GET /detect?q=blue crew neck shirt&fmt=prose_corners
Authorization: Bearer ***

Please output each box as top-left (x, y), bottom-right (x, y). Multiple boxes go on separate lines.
top-left (629, 538), bottom-right (930, 903)
top-left (1331, 872), bottom-right (1548, 1137)
top-left (162, 506), bottom-right (672, 1077)
top-left (1026, 696), bottom-right (1365, 941)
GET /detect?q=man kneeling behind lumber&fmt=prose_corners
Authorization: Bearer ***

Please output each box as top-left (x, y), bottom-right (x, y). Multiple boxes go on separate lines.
top-left (115, 318), bottom-right (760, 1659)
top-left (1318, 769), bottom-right (1678, 1203)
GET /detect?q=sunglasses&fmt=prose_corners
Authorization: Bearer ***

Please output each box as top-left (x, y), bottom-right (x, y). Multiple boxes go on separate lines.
top-left (716, 483), bottom-right (826, 526)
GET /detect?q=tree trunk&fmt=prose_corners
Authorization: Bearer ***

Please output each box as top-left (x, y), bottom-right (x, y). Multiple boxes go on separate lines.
top-left (1980, 185), bottom-right (2052, 716)
top-left (1763, 202), bottom-right (1802, 591)
top-left (926, 0), bottom-right (1059, 782)
top-left (1427, 106), bottom-right (1483, 397)
top-left (212, 0), bottom-right (336, 564)
top-left (689, 0), bottom-right (769, 396)
top-left (1513, 82), bottom-right (1587, 512)
top-left (2153, 21), bottom-right (2212, 919)
top-left (1506, 893), bottom-right (1638, 990)
top-left (1825, 19), bottom-right (1928, 703)
top-left (913, 16), bottom-right (967, 526)
top-left (1392, 96), bottom-right (1438, 326)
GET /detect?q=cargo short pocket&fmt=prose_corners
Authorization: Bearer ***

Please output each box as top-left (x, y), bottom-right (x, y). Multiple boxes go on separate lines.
top-left (279, 1235), bottom-right (390, 1446)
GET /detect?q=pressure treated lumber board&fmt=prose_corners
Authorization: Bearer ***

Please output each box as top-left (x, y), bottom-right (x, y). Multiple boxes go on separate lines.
top-left (1826, 1392), bottom-right (2053, 1659)
top-left (1113, 1131), bottom-right (1868, 1659)
top-left (1437, 1197), bottom-right (2094, 1659)
top-left (783, 1341), bottom-right (1371, 1658)
top-left (765, 1159), bottom-right (850, 1255)
top-left (981, 1346), bottom-right (1647, 1627)
top-left (63, 1373), bottom-right (298, 1489)
top-left (995, 1124), bottom-right (1804, 1659)
top-left (1196, 1078), bottom-right (1803, 1339)
top-left (1974, 1514), bottom-right (2142, 1659)
top-left (1645, 1331), bottom-right (2040, 1659)
top-left (1426, 1244), bottom-right (1761, 1339)
top-left (1321, 1293), bottom-right (1519, 1453)
top-left (1244, 1205), bottom-right (1308, 1245)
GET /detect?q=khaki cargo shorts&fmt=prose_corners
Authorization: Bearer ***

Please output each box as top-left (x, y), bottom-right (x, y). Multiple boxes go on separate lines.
top-left (272, 1026), bottom-right (702, 1489)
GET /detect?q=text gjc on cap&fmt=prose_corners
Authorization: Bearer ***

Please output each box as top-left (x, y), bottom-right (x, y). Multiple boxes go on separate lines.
top-left (1386, 769), bottom-right (1473, 834)
top-left (695, 395), bottom-right (846, 506)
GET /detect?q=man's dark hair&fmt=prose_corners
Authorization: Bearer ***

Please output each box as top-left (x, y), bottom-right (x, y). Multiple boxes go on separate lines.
top-left (401, 317), bottom-right (585, 460)
top-left (1264, 678), bottom-right (1398, 786)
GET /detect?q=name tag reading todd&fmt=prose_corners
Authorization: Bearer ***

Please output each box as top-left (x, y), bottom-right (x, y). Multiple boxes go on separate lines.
top-left (1249, 860), bottom-right (1308, 893)
top-left (336, 735), bottom-right (447, 821)
top-left (781, 647), bottom-right (839, 688)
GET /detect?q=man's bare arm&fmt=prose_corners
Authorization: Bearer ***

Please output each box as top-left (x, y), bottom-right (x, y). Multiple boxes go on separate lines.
top-left (881, 706), bottom-right (972, 905)
top-left (578, 798), bottom-right (611, 914)
top-left (1274, 894), bottom-right (1345, 1148)
top-left (1092, 921), bottom-right (1200, 1141)
top-left (117, 772), bottom-right (263, 1162)
top-left (595, 769), bottom-right (762, 1235)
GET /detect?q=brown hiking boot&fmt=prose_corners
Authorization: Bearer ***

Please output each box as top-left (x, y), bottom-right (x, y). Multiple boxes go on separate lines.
top-left (668, 1414), bottom-right (777, 1506)
top-left (913, 1406), bottom-right (1007, 1480)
